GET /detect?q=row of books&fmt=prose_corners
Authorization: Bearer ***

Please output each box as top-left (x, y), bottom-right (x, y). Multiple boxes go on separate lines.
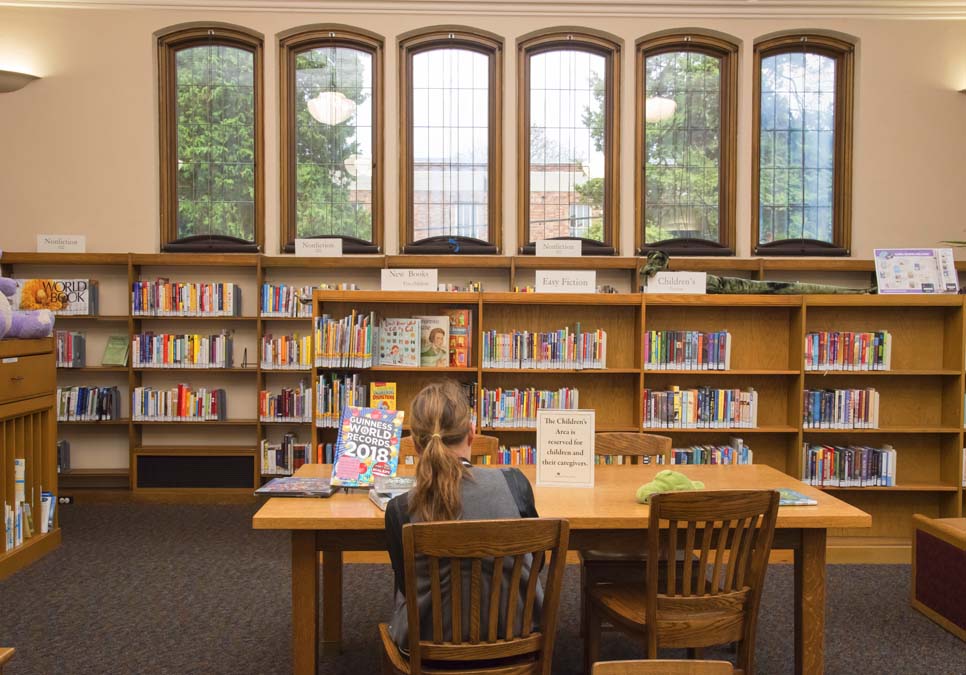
top-left (8, 278), bottom-right (97, 315)
top-left (55, 331), bottom-right (86, 368)
top-left (670, 440), bottom-right (753, 465)
top-left (314, 311), bottom-right (377, 368)
top-left (804, 330), bottom-right (892, 371)
top-left (259, 383), bottom-right (312, 422)
top-left (642, 386), bottom-right (758, 429)
top-left (260, 284), bottom-right (314, 317)
top-left (643, 330), bottom-right (732, 371)
top-left (260, 434), bottom-right (313, 475)
top-left (803, 388), bottom-right (880, 429)
top-left (132, 281), bottom-right (241, 317)
top-left (315, 374), bottom-right (372, 428)
top-left (57, 386), bottom-right (122, 421)
top-left (132, 332), bottom-right (233, 369)
top-left (480, 387), bottom-right (580, 428)
top-left (261, 334), bottom-right (312, 370)
top-left (131, 385), bottom-right (227, 421)
top-left (481, 326), bottom-right (607, 369)
top-left (802, 443), bottom-right (897, 487)
top-left (4, 458), bottom-right (56, 552)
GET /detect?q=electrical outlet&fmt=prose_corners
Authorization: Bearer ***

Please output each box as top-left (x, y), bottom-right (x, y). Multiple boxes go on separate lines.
top-left (58, 496), bottom-right (74, 505)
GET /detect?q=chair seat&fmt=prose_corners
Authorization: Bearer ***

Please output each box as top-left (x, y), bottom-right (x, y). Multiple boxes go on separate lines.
top-left (580, 548), bottom-right (647, 563)
top-left (379, 623), bottom-right (543, 675)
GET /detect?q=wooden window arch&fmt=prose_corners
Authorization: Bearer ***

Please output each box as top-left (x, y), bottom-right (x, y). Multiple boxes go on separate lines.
top-left (637, 31), bottom-right (738, 256)
top-left (398, 26), bottom-right (503, 254)
top-left (753, 33), bottom-right (854, 256)
top-left (517, 28), bottom-right (621, 255)
top-left (279, 25), bottom-right (384, 254)
top-left (157, 23), bottom-right (264, 253)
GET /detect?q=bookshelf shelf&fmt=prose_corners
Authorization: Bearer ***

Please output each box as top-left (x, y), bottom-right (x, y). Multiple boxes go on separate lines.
top-left (133, 420), bottom-right (259, 426)
top-left (483, 368), bottom-right (639, 374)
top-left (55, 315), bottom-right (128, 322)
top-left (132, 367), bottom-right (258, 373)
top-left (803, 427), bottom-right (961, 434)
top-left (133, 316), bottom-right (257, 321)
top-left (642, 426), bottom-right (798, 434)
top-left (817, 483), bottom-right (960, 492)
top-left (804, 369), bottom-right (961, 377)
top-left (58, 419), bottom-right (130, 426)
top-left (57, 366), bottom-right (129, 372)
top-left (481, 425), bottom-right (639, 433)
top-left (259, 316), bottom-right (312, 322)
top-left (645, 369), bottom-right (800, 376)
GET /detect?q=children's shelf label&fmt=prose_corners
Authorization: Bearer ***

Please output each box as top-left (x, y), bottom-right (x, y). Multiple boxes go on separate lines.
top-left (645, 271), bottom-right (707, 294)
top-left (295, 238), bottom-right (343, 257)
top-left (381, 268), bottom-right (438, 292)
top-left (536, 239), bottom-right (582, 257)
top-left (536, 409), bottom-right (595, 488)
top-left (535, 270), bottom-right (596, 294)
top-left (36, 234), bottom-right (86, 253)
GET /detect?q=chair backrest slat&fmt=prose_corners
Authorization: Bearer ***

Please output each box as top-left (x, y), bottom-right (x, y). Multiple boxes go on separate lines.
top-left (402, 518), bottom-right (570, 674)
top-left (724, 517), bottom-right (749, 592)
top-left (595, 432), bottom-right (672, 465)
top-left (696, 522), bottom-right (714, 595)
top-left (709, 519), bottom-right (732, 592)
top-left (682, 521), bottom-right (697, 597)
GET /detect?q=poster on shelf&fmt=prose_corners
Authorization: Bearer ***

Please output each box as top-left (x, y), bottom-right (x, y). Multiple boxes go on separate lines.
top-left (535, 409), bottom-right (595, 488)
top-left (874, 248), bottom-right (959, 294)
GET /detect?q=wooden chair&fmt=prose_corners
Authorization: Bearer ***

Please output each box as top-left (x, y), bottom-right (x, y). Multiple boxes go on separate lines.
top-left (379, 518), bottom-right (570, 675)
top-left (580, 433), bottom-right (673, 639)
top-left (399, 434), bottom-right (500, 465)
top-left (585, 490), bottom-right (779, 675)
top-left (0, 648), bottom-right (14, 674)
top-left (592, 660), bottom-right (734, 674)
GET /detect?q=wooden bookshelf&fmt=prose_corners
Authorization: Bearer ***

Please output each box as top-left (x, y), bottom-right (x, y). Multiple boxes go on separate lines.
top-left (0, 338), bottom-right (61, 581)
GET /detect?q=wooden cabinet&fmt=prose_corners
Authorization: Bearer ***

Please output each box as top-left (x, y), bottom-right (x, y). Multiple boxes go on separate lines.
top-left (0, 338), bottom-right (61, 581)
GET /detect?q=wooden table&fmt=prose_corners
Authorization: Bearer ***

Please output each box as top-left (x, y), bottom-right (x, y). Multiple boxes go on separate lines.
top-left (253, 463), bottom-right (871, 675)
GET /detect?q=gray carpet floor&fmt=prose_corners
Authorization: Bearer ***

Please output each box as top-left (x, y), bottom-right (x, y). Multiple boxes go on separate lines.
top-left (1, 503), bottom-right (965, 674)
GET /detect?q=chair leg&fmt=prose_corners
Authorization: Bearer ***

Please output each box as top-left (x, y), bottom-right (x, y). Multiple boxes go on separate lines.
top-left (585, 600), bottom-right (602, 675)
top-left (737, 639), bottom-right (754, 675)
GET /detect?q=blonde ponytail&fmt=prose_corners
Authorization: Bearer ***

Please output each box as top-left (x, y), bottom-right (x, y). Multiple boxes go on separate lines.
top-left (407, 381), bottom-right (473, 521)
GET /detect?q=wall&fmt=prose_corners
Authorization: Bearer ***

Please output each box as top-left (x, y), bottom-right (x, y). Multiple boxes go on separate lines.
top-left (2, 4), bottom-right (966, 257)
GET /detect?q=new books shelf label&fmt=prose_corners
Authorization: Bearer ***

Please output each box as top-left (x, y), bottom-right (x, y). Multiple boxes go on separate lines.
top-left (535, 270), bottom-right (595, 294)
top-left (381, 268), bottom-right (438, 292)
top-left (535, 409), bottom-right (595, 488)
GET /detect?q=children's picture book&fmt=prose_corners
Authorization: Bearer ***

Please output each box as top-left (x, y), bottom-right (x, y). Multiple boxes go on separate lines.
top-left (101, 335), bottom-right (130, 366)
top-left (378, 318), bottom-right (420, 367)
top-left (369, 475), bottom-right (417, 511)
top-left (443, 308), bottom-right (473, 368)
top-left (255, 476), bottom-right (336, 497)
top-left (370, 382), bottom-right (397, 410)
top-left (777, 487), bottom-right (818, 506)
top-left (415, 315), bottom-right (450, 367)
top-left (12, 278), bottom-right (98, 315)
top-left (330, 406), bottom-right (405, 487)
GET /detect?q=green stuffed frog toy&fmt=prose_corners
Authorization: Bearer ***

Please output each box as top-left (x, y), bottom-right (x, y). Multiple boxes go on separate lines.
top-left (635, 469), bottom-right (705, 504)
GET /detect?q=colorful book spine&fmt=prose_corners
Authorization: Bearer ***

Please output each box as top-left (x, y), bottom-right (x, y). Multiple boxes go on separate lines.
top-left (260, 283), bottom-right (314, 317)
top-left (482, 326), bottom-right (606, 369)
top-left (642, 386), bottom-right (758, 429)
top-left (802, 443), bottom-right (896, 487)
top-left (803, 388), bottom-right (880, 429)
top-left (497, 445), bottom-right (536, 465)
top-left (261, 334), bottom-right (312, 370)
top-left (314, 311), bottom-right (376, 368)
top-left (643, 330), bottom-right (731, 370)
top-left (132, 332), bottom-right (233, 368)
top-left (259, 382), bottom-right (312, 422)
top-left (131, 281), bottom-right (241, 317)
top-left (671, 439), bottom-right (753, 465)
top-left (55, 330), bottom-right (86, 368)
top-left (480, 387), bottom-right (580, 428)
top-left (315, 374), bottom-right (369, 428)
top-left (56, 386), bottom-right (122, 421)
top-left (131, 385), bottom-right (227, 421)
top-left (804, 330), bottom-right (892, 371)
top-left (261, 434), bottom-right (313, 475)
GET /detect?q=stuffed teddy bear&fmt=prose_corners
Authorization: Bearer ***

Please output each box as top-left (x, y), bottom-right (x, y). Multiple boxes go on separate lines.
top-left (0, 275), bottom-right (55, 339)
top-left (635, 469), bottom-right (705, 504)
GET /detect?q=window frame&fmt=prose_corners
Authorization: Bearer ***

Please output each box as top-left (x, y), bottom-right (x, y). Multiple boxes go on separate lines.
top-left (517, 28), bottom-right (621, 256)
top-left (752, 33), bottom-right (854, 256)
top-left (398, 26), bottom-right (504, 255)
top-left (278, 24), bottom-right (384, 254)
top-left (636, 31), bottom-right (738, 256)
top-left (157, 23), bottom-right (264, 253)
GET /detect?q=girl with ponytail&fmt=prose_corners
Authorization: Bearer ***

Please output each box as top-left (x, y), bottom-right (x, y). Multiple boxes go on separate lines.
top-left (385, 380), bottom-right (540, 648)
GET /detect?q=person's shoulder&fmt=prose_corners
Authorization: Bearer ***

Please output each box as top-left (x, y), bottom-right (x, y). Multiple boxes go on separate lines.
top-left (386, 492), bottom-right (411, 523)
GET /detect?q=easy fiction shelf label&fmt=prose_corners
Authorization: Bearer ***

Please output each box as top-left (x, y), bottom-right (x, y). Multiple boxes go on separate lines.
top-left (536, 409), bottom-right (595, 488)
top-left (535, 270), bottom-right (596, 293)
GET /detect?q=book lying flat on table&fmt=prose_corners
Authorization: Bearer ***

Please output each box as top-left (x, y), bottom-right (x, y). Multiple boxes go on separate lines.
top-left (777, 488), bottom-right (818, 506)
top-left (369, 476), bottom-right (416, 511)
top-left (255, 476), bottom-right (336, 498)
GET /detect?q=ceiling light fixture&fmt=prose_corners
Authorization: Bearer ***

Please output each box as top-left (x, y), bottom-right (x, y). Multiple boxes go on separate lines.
top-left (0, 69), bottom-right (39, 93)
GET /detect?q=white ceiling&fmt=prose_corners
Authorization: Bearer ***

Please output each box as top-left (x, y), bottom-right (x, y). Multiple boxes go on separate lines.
top-left (2, 0), bottom-right (966, 18)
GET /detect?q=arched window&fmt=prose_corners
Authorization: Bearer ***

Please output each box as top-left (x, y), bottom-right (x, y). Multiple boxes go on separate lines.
top-left (754, 33), bottom-right (854, 255)
top-left (157, 24), bottom-right (263, 252)
top-left (517, 29), bottom-right (621, 255)
top-left (638, 31), bottom-right (738, 255)
top-left (398, 27), bottom-right (503, 254)
top-left (279, 25), bottom-right (383, 254)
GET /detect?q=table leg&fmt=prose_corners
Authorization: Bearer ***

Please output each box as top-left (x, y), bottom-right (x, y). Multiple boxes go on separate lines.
top-left (292, 531), bottom-right (318, 675)
top-left (321, 550), bottom-right (344, 656)
top-left (794, 528), bottom-right (826, 675)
